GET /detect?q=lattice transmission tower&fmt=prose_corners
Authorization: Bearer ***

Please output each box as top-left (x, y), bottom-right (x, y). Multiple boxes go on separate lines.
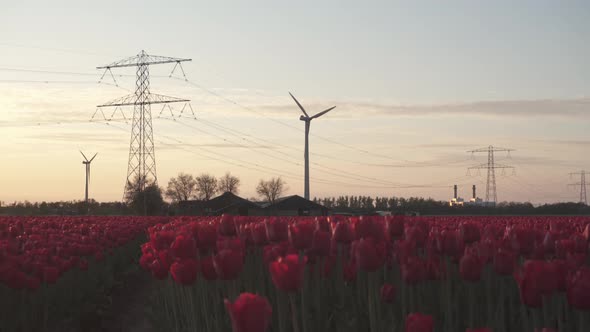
top-left (96, 50), bottom-right (192, 197)
top-left (467, 146), bottom-right (515, 205)
top-left (569, 170), bottom-right (588, 205)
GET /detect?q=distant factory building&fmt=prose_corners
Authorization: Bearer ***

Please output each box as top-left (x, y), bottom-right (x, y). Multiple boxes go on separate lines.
top-left (449, 185), bottom-right (484, 207)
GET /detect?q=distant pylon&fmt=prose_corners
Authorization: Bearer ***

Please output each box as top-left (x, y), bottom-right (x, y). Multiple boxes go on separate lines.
top-left (467, 146), bottom-right (515, 204)
top-left (569, 170), bottom-right (588, 205)
top-left (96, 50), bottom-right (191, 198)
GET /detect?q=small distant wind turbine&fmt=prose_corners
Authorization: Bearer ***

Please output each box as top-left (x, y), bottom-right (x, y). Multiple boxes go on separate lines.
top-left (289, 92), bottom-right (336, 200)
top-left (80, 151), bottom-right (97, 205)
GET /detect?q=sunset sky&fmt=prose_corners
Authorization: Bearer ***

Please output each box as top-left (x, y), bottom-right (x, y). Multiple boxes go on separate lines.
top-left (0, 0), bottom-right (589, 204)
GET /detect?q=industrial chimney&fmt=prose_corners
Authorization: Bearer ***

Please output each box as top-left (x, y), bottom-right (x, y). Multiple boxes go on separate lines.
top-left (472, 185), bottom-right (476, 199)
top-left (454, 185), bottom-right (458, 199)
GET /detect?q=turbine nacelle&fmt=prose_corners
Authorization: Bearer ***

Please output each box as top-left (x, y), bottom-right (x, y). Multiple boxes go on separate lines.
top-left (289, 92), bottom-right (336, 121)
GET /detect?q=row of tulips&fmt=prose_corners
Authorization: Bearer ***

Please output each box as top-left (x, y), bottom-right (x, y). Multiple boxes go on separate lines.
top-left (141, 215), bottom-right (590, 332)
top-left (0, 216), bottom-right (169, 331)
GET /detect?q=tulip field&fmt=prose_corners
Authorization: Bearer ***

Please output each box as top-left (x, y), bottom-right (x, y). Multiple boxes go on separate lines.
top-left (0, 216), bottom-right (167, 331)
top-left (139, 215), bottom-right (590, 332)
top-left (2, 215), bottom-right (590, 332)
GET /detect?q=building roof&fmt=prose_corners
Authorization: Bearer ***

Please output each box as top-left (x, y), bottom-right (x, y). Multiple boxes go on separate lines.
top-left (177, 192), bottom-right (260, 213)
top-left (262, 195), bottom-right (328, 210)
top-left (206, 191), bottom-right (261, 213)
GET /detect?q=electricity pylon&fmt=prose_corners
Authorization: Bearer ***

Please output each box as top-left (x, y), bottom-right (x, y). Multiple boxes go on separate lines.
top-left (96, 50), bottom-right (191, 197)
top-left (467, 146), bottom-right (515, 205)
top-left (569, 170), bottom-right (588, 205)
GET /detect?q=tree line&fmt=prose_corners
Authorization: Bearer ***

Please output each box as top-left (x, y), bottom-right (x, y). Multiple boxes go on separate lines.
top-left (312, 196), bottom-right (590, 215)
top-left (164, 172), bottom-right (287, 205)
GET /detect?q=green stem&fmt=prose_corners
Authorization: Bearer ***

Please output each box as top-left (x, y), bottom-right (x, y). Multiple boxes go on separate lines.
top-left (290, 293), bottom-right (301, 332)
top-left (580, 311), bottom-right (588, 332)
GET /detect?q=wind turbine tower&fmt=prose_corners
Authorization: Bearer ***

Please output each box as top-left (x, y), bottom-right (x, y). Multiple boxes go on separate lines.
top-left (80, 151), bottom-right (97, 204)
top-left (289, 92), bottom-right (336, 200)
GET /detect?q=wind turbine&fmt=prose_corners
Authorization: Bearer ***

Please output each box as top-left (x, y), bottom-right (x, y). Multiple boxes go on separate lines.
top-left (289, 92), bottom-right (336, 200)
top-left (80, 151), bottom-right (97, 205)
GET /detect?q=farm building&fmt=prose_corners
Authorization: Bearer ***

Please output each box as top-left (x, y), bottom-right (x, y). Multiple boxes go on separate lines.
top-left (257, 195), bottom-right (329, 216)
top-left (176, 192), bottom-right (260, 216)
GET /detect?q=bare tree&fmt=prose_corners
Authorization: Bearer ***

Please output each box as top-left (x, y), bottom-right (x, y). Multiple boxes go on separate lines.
top-left (195, 173), bottom-right (218, 200)
top-left (218, 172), bottom-right (241, 194)
top-left (165, 173), bottom-right (197, 202)
top-left (256, 177), bottom-right (287, 204)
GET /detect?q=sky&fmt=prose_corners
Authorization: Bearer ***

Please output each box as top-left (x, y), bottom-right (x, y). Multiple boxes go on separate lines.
top-left (0, 0), bottom-right (589, 204)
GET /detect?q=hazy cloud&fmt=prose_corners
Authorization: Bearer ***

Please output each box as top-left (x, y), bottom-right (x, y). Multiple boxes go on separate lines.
top-left (253, 97), bottom-right (590, 119)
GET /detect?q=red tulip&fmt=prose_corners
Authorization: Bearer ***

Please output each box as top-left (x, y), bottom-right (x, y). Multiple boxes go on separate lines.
top-left (555, 239), bottom-right (575, 259)
top-left (380, 283), bottom-right (396, 303)
top-left (217, 237), bottom-right (246, 253)
top-left (219, 214), bottom-right (237, 236)
top-left (405, 312), bottom-right (434, 332)
top-left (225, 293), bottom-right (272, 332)
top-left (263, 242), bottom-right (297, 266)
top-left (332, 221), bottom-right (354, 244)
top-left (405, 226), bottom-right (427, 248)
top-left (567, 266), bottom-right (590, 310)
top-left (289, 221), bottom-right (315, 251)
top-left (269, 254), bottom-right (306, 292)
top-left (311, 229), bottom-right (331, 257)
top-left (353, 216), bottom-right (385, 241)
top-left (213, 249), bottom-right (244, 280)
top-left (460, 222), bottom-right (481, 244)
top-left (42, 266), bottom-right (59, 284)
top-left (514, 260), bottom-right (560, 308)
top-left (438, 229), bottom-right (465, 258)
top-left (170, 258), bottom-right (199, 285)
top-left (460, 250), bottom-right (484, 282)
top-left (200, 255), bottom-right (218, 281)
top-left (354, 238), bottom-right (386, 272)
top-left (265, 218), bottom-right (289, 243)
top-left (149, 259), bottom-right (169, 280)
top-left (151, 230), bottom-right (176, 250)
top-left (170, 234), bottom-right (197, 259)
top-left (251, 222), bottom-right (269, 246)
top-left (386, 215), bottom-right (405, 238)
top-left (196, 222), bottom-right (218, 252)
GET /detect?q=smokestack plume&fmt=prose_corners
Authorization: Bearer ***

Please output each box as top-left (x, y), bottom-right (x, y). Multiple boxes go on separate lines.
top-left (454, 185), bottom-right (458, 199)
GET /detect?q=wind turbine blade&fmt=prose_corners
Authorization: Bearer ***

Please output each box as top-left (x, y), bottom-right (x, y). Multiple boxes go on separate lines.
top-left (289, 92), bottom-right (309, 117)
top-left (80, 151), bottom-right (89, 161)
top-left (89, 153), bottom-right (98, 162)
top-left (310, 106), bottom-right (336, 119)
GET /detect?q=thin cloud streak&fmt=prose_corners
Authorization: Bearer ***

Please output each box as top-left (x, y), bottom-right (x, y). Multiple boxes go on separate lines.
top-left (253, 97), bottom-right (590, 119)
